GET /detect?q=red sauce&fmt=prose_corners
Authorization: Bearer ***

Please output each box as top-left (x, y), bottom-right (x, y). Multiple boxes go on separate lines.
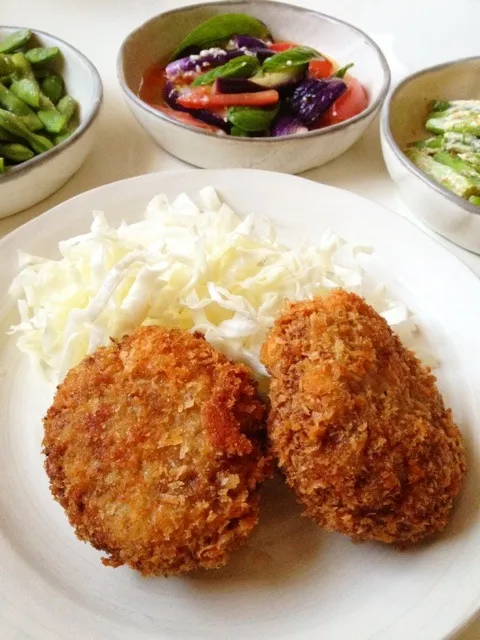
top-left (138, 63), bottom-right (167, 105)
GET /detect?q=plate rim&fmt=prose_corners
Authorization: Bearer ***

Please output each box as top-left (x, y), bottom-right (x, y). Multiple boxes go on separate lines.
top-left (1, 168), bottom-right (479, 640)
top-left (0, 168), bottom-right (478, 285)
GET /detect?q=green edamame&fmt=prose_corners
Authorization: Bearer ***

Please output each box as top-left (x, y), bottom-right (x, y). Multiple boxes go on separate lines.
top-left (0, 30), bottom-right (80, 175)
top-left (41, 74), bottom-right (64, 104)
top-left (0, 109), bottom-right (53, 154)
top-left (0, 30), bottom-right (32, 54)
top-left (56, 95), bottom-right (77, 123)
top-left (0, 83), bottom-right (42, 130)
top-left (0, 141), bottom-right (35, 162)
top-left (25, 47), bottom-right (60, 65)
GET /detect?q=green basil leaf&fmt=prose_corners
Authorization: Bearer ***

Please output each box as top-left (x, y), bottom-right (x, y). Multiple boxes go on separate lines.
top-left (191, 55), bottom-right (259, 87)
top-left (171, 14), bottom-right (270, 59)
top-left (230, 126), bottom-right (250, 137)
top-left (261, 46), bottom-right (320, 74)
top-left (227, 105), bottom-right (279, 132)
top-left (335, 62), bottom-right (354, 79)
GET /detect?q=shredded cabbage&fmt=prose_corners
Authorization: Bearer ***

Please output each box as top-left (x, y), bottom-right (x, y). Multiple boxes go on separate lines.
top-left (8, 187), bottom-right (428, 381)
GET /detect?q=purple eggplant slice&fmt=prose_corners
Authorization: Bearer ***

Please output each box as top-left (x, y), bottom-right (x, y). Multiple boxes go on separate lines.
top-left (289, 77), bottom-right (347, 125)
top-left (214, 77), bottom-right (265, 93)
top-left (228, 35), bottom-right (273, 62)
top-left (271, 114), bottom-right (308, 136)
top-left (164, 80), bottom-right (183, 109)
top-left (191, 109), bottom-right (229, 131)
top-left (165, 48), bottom-right (244, 80)
top-left (229, 34), bottom-right (269, 49)
top-left (248, 47), bottom-right (275, 63)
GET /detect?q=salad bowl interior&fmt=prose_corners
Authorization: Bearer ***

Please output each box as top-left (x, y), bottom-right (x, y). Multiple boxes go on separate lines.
top-left (386, 58), bottom-right (480, 150)
top-left (381, 57), bottom-right (480, 253)
top-left (118, 0), bottom-right (390, 173)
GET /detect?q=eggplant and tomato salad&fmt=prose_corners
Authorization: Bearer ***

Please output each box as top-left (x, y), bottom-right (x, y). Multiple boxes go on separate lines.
top-left (139, 13), bottom-right (368, 137)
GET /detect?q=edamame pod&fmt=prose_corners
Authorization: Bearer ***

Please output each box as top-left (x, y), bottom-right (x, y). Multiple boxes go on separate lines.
top-left (32, 68), bottom-right (52, 80)
top-left (41, 74), bottom-right (64, 103)
top-left (0, 54), bottom-right (16, 75)
top-left (0, 125), bottom-right (16, 141)
top-left (10, 78), bottom-right (40, 108)
top-left (0, 30), bottom-right (32, 54)
top-left (53, 130), bottom-right (73, 145)
top-left (56, 95), bottom-right (77, 123)
top-left (0, 83), bottom-right (42, 130)
top-left (0, 31), bottom-right (80, 175)
top-left (37, 109), bottom-right (67, 134)
top-left (0, 109), bottom-right (53, 154)
top-left (0, 141), bottom-right (35, 162)
top-left (10, 75), bottom-right (57, 113)
top-left (10, 52), bottom-right (35, 80)
top-left (25, 46), bottom-right (60, 65)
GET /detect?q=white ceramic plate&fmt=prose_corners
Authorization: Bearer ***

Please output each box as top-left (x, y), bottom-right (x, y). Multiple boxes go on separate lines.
top-left (1, 170), bottom-right (479, 640)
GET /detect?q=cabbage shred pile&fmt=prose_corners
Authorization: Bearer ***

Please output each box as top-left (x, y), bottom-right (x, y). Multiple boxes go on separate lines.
top-left (9, 187), bottom-right (419, 381)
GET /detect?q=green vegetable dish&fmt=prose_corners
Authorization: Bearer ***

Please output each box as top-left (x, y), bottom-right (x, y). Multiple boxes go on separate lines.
top-left (0, 29), bottom-right (78, 175)
top-left (406, 101), bottom-right (480, 206)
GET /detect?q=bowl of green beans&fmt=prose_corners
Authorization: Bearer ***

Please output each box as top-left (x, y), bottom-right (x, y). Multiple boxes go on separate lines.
top-left (0, 26), bottom-right (102, 218)
top-left (381, 57), bottom-right (480, 254)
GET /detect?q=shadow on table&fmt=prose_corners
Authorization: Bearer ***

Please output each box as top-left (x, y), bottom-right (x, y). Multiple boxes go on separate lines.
top-left (186, 475), bottom-right (323, 588)
top-left (303, 113), bottom-right (389, 195)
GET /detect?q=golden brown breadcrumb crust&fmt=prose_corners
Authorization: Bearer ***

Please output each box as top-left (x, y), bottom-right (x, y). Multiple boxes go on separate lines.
top-left (261, 290), bottom-right (466, 545)
top-left (43, 327), bottom-right (269, 575)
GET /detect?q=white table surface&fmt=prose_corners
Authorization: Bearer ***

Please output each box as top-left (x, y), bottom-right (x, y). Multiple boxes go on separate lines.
top-left (1, 0), bottom-right (479, 638)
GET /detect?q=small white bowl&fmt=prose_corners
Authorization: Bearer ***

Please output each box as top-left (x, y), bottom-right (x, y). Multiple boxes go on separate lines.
top-left (0, 26), bottom-right (103, 219)
top-left (117, 0), bottom-right (390, 174)
top-left (381, 57), bottom-right (480, 254)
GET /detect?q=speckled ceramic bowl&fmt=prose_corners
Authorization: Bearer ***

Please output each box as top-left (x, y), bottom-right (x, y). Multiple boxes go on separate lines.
top-left (117, 0), bottom-right (390, 174)
top-left (0, 26), bottom-right (103, 219)
top-left (381, 57), bottom-right (480, 254)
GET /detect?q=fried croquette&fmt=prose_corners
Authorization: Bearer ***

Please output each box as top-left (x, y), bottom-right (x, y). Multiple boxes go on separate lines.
top-left (43, 327), bottom-right (269, 575)
top-left (261, 290), bottom-right (466, 545)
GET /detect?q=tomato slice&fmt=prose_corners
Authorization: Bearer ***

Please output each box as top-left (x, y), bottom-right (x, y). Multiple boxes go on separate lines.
top-left (269, 42), bottom-right (297, 52)
top-left (319, 77), bottom-right (368, 126)
top-left (150, 105), bottom-right (223, 132)
top-left (308, 58), bottom-right (334, 79)
top-left (177, 88), bottom-right (279, 109)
